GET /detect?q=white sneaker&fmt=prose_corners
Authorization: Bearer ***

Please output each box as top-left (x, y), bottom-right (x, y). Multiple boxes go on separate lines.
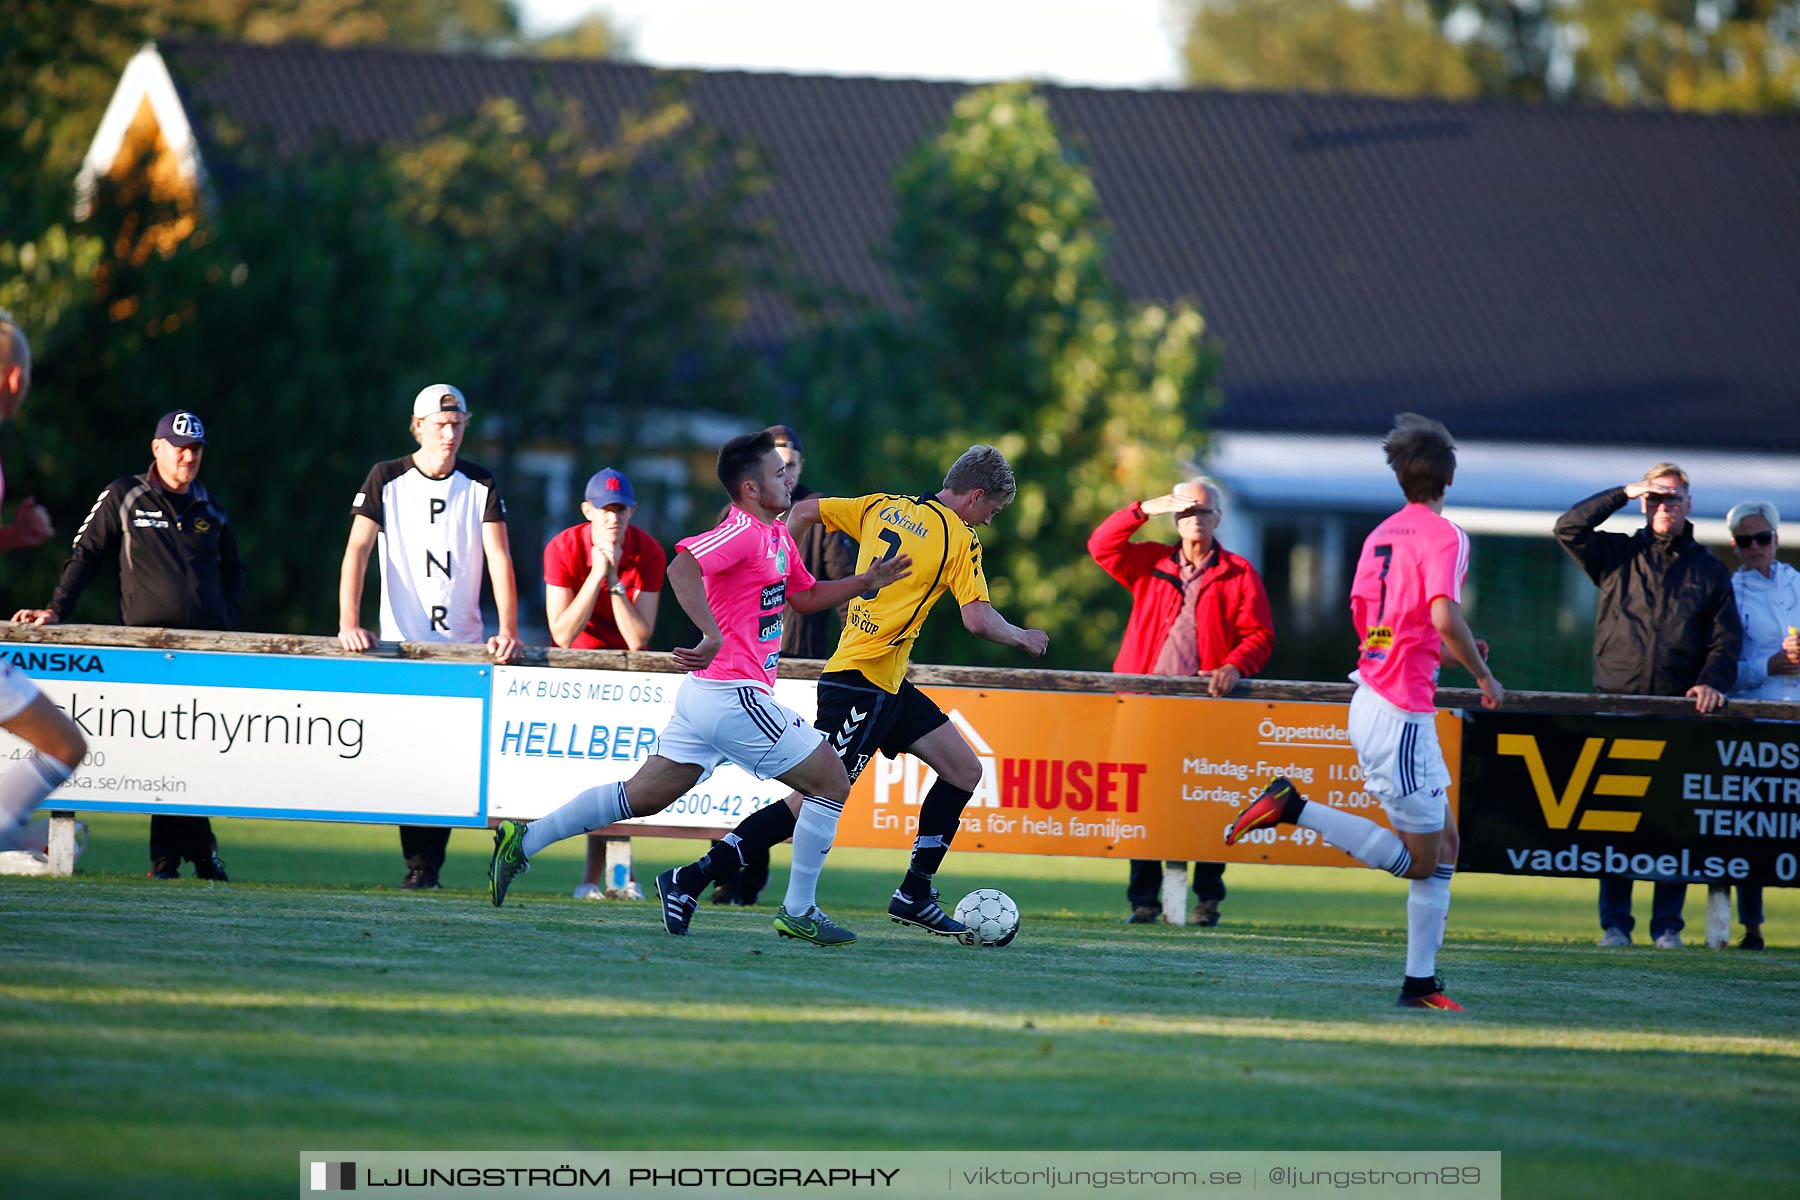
top-left (572, 883), bottom-right (604, 900)
top-left (1653, 931), bottom-right (1683, 949)
top-left (1597, 927), bottom-right (1632, 947)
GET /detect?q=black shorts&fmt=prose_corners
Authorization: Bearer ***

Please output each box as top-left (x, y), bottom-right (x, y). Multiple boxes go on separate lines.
top-left (815, 669), bottom-right (949, 784)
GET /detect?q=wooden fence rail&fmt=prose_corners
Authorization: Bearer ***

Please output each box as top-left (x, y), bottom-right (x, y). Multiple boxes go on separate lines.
top-left (6, 623), bottom-right (1797, 721)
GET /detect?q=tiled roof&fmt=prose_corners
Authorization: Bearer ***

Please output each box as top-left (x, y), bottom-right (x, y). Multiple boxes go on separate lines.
top-left (158, 39), bottom-right (1800, 450)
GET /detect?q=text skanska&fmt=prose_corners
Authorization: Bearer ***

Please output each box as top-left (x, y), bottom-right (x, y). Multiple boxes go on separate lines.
top-left (6, 650), bottom-right (103, 675)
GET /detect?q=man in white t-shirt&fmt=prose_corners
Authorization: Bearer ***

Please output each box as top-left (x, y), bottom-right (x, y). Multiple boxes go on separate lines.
top-left (337, 384), bottom-right (522, 888)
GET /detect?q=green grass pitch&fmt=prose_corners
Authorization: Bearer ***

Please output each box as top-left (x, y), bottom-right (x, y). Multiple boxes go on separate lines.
top-left (2, 814), bottom-right (1796, 1198)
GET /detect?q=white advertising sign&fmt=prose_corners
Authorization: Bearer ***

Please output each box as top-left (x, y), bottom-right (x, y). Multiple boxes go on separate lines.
top-left (486, 666), bottom-right (817, 827)
top-left (0, 645), bottom-right (490, 825)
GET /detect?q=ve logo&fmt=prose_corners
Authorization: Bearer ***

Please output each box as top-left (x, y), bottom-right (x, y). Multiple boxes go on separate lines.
top-left (1495, 735), bottom-right (1664, 832)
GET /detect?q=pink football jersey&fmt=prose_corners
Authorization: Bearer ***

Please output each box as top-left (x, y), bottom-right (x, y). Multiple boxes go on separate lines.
top-left (676, 507), bottom-right (816, 691)
top-left (1348, 503), bottom-right (1469, 712)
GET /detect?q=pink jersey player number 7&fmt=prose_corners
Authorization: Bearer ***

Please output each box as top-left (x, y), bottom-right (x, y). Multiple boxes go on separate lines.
top-left (1349, 502), bottom-right (1470, 713)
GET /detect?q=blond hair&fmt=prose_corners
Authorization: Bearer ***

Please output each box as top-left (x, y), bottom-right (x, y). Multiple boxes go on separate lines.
top-left (943, 444), bottom-right (1016, 500)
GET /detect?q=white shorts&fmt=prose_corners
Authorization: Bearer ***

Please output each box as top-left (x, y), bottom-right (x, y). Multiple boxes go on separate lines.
top-left (0, 660), bottom-right (42, 723)
top-left (655, 675), bottom-right (823, 784)
top-left (1348, 684), bottom-right (1450, 833)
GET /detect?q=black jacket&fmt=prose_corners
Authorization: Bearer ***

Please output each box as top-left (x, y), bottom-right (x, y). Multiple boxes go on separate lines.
top-left (1554, 487), bottom-right (1740, 696)
top-left (49, 467), bottom-right (244, 630)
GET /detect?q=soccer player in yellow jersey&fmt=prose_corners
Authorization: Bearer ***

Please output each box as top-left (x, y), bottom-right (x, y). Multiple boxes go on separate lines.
top-left (662, 444), bottom-right (1048, 945)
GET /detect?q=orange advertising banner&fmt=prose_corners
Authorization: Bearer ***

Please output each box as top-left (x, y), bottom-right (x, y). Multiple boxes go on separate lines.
top-left (837, 688), bottom-right (1463, 867)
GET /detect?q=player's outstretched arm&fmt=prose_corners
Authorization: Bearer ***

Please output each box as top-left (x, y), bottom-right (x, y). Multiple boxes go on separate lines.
top-left (784, 497), bottom-right (823, 540)
top-left (790, 552), bottom-right (913, 614)
top-left (667, 549), bottom-right (723, 671)
top-left (960, 600), bottom-right (1048, 657)
top-left (1430, 595), bottom-right (1503, 709)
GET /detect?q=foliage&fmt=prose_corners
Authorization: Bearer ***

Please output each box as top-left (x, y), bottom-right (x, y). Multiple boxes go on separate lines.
top-left (390, 90), bottom-right (778, 456)
top-left (1182, 0), bottom-right (1482, 100)
top-left (0, 0), bottom-right (158, 234)
top-left (1179, 0), bottom-right (1800, 112)
top-left (386, 88), bottom-right (784, 572)
top-left (791, 83), bottom-right (1216, 671)
top-left (1565, 0), bottom-right (1800, 110)
top-left (138, 0), bottom-right (523, 50)
top-left (529, 14), bottom-right (628, 60)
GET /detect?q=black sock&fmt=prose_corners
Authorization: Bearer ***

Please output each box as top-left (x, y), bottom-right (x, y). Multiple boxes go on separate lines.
top-left (679, 803), bottom-right (798, 895)
top-left (1279, 781), bottom-right (1308, 824)
top-left (900, 780), bottom-right (972, 901)
top-left (1401, 974), bottom-right (1439, 997)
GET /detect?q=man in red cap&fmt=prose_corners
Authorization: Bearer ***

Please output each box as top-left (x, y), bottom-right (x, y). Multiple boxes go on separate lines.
top-left (542, 465), bottom-right (665, 898)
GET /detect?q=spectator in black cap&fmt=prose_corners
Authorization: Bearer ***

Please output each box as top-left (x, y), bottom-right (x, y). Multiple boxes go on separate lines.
top-left (543, 466), bottom-right (666, 899)
top-left (14, 408), bottom-right (242, 880)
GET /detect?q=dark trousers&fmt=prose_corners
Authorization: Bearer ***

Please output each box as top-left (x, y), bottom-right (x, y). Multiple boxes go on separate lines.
top-left (1598, 876), bottom-right (1686, 938)
top-left (1739, 885), bottom-right (1765, 926)
top-left (400, 825), bottom-right (451, 872)
top-left (1128, 860), bottom-right (1226, 909)
top-left (149, 815), bottom-right (215, 864)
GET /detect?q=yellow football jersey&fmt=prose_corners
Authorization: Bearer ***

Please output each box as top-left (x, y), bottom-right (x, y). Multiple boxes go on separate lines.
top-left (818, 493), bottom-right (990, 692)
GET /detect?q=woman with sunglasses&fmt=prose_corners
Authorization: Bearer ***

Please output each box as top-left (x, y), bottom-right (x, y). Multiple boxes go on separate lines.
top-left (1724, 500), bottom-right (1799, 951)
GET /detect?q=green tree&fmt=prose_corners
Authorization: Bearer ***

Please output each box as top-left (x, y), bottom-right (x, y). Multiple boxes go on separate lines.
top-left (1566, 0), bottom-right (1800, 110)
top-left (151, 0), bottom-right (522, 49)
top-left (0, 0), bottom-right (161, 234)
top-left (790, 83), bottom-right (1217, 671)
top-left (1178, 0), bottom-right (1800, 112)
top-left (1181, 0), bottom-right (1482, 100)
top-left (529, 14), bottom-right (628, 60)
top-left (387, 87), bottom-right (784, 563)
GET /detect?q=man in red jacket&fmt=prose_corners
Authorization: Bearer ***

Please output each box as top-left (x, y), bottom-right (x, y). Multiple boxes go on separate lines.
top-left (1088, 476), bottom-right (1275, 925)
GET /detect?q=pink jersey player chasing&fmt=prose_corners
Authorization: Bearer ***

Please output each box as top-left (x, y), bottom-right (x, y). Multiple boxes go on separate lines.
top-left (485, 429), bottom-right (912, 920)
top-left (1225, 413), bottom-right (1503, 1010)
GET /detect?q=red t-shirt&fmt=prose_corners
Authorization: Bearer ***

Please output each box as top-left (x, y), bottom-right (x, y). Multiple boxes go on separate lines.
top-left (542, 523), bottom-right (667, 649)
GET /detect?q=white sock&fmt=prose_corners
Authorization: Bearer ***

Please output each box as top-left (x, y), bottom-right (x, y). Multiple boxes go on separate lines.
top-left (782, 796), bottom-right (842, 914)
top-left (1297, 802), bottom-right (1412, 876)
top-left (0, 751), bottom-right (72, 838)
top-left (522, 782), bottom-right (633, 858)
top-left (1406, 864), bottom-right (1455, 977)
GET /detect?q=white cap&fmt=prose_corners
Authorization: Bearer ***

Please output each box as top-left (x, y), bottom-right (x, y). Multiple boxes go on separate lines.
top-left (411, 383), bottom-right (468, 420)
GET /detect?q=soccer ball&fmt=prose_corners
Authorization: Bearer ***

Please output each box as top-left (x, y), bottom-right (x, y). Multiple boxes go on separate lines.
top-left (954, 888), bottom-right (1020, 947)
